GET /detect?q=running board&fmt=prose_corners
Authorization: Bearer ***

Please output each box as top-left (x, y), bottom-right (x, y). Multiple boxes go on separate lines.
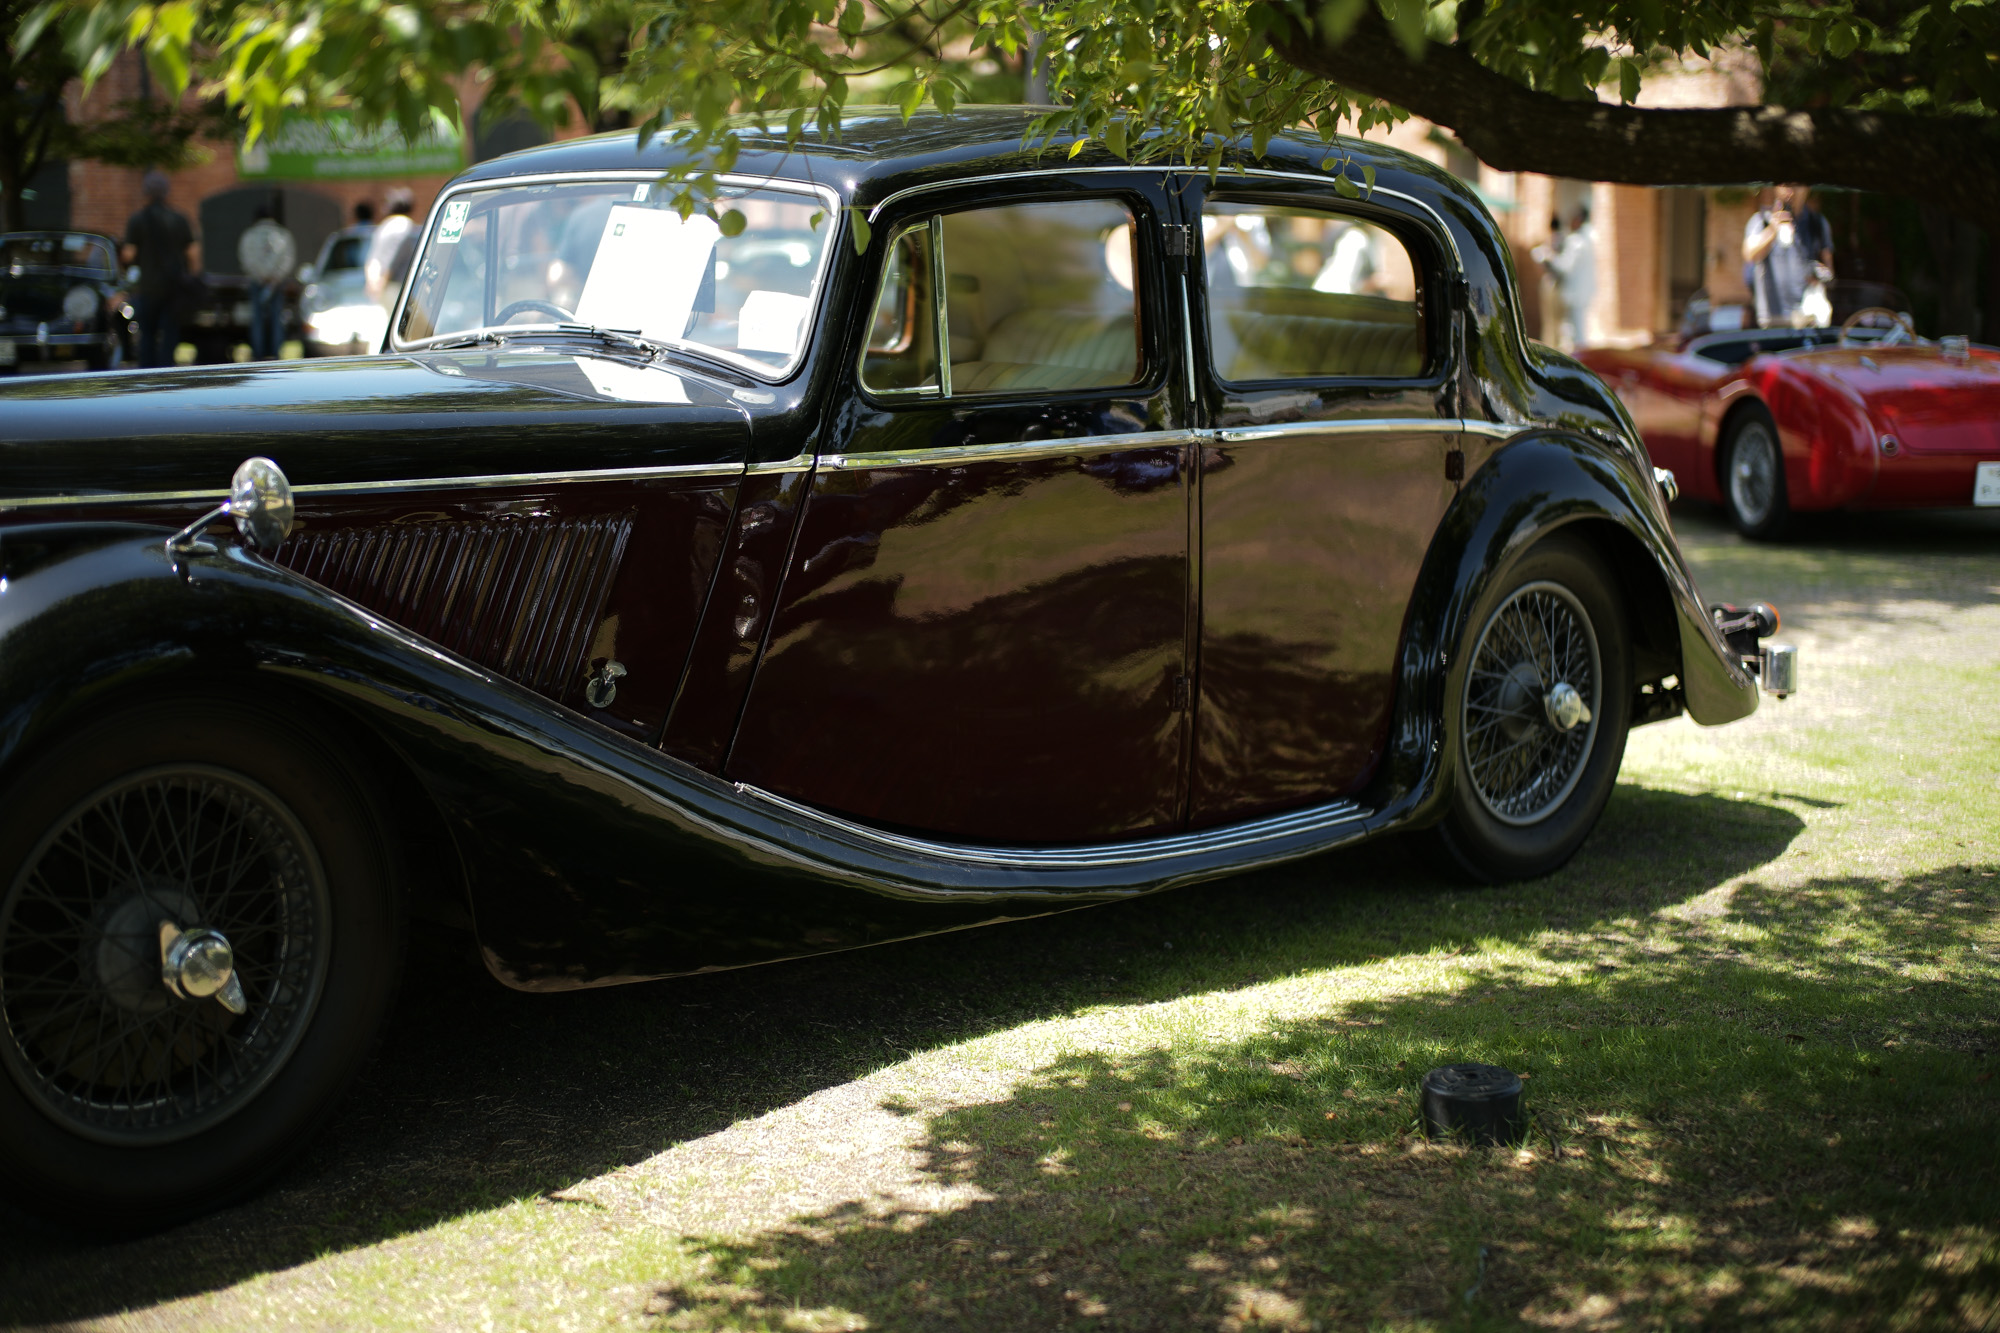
top-left (739, 784), bottom-right (1372, 873)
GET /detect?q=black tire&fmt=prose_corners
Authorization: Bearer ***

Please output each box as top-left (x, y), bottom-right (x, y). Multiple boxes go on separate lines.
top-left (0, 696), bottom-right (400, 1232)
top-left (1432, 535), bottom-right (1632, 883)
top-left (1721, 406), bottom-right (1791, 540)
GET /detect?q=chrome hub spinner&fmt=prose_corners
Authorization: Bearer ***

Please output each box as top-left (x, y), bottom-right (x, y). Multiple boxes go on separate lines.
top-left (160, 923), bottom-right (248, 1014)
top-left (1542, 681), bottom-right (1592, 732)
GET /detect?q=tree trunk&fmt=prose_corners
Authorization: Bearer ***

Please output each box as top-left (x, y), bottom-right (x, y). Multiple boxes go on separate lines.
top-left (1270, 9), bottom-right (2000, 226)
top-left (1918, 206), bottom-right (1986, 338)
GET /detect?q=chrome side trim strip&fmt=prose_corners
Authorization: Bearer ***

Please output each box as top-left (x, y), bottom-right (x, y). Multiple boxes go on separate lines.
top-left (1211, 418), bottom-right (1524, 446)
top-left (741, 782), bottom-right (1368, 869)
top-left (0, 462), bottom-right (749, 511)
top-left (1218, 418), bottom-right (1455, 444)
top-left (820, 428), bottom-right (1200, 472)
top-left (0, 484), bottom-right (234, 510)
top-left (744, 453), bottom-right (815, 475)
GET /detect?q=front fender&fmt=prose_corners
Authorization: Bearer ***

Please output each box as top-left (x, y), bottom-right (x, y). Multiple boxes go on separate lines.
top-left (1363, 432), bottom-right (1760, 827)
top-left (0, 528), bottom-right (1378, 990)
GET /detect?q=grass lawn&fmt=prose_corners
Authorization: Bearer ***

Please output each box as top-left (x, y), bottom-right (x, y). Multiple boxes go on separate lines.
top-left (2, 504), bottom-right (1996, 1331)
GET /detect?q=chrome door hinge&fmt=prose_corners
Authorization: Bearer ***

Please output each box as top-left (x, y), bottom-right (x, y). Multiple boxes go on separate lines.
top-left (1163, 223), bottom-right (1194, 266)
top-left (1171, 673), bottom-right (1193, 712)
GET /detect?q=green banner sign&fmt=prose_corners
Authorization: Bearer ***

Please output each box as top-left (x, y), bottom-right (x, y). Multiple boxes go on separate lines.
top-left (237, 110), bottom-right (462, 181)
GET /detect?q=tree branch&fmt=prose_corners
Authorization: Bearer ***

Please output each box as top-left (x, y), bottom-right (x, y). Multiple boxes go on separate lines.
top-left (1270, 7), bottom-right (2000, 224)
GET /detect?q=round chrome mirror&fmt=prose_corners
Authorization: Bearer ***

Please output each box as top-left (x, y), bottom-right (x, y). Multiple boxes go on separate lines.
top-left (227, 457), bottom-right (295, 551)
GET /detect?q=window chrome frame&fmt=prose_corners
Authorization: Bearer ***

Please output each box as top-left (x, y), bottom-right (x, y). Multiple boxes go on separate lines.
top-left (1196, 192), bottom-right (1447, 391)
top-left (388, 170), bottom-right (843, 383)
top-left (854, 189), bottom-right (1157, 409)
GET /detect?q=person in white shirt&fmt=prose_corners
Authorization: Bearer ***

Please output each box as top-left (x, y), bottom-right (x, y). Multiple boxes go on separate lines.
top-left (237, 202), bottom-right (296, 361)
top-left (1532, 205), bottom-right (1597, 352)
top-left (364, 189), bottom-right (419, 315)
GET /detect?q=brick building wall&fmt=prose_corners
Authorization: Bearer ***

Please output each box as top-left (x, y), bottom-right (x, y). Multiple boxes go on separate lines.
top-left (59, 53), bottom-right (576, 269)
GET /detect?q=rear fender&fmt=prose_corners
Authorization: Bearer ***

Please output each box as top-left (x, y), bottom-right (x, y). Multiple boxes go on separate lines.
top-left (1363, 431), bottom-right (1759, 829)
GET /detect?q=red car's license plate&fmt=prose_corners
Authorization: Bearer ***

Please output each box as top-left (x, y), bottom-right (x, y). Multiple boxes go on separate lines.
top-left (1977, 463), bottom-right (2000, 507)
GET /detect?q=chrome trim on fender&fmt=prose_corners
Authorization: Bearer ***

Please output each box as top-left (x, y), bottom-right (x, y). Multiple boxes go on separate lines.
top-left (745, 453), bottom-right (815, 476)
top-left (1458, 419), bottom-right (1523, 439)
top-left (821, 428), bottom-right (1201, 471)
top-left (741, 783), bottom-right (1368, 870)
top-left (0, 462), bottom-right (749, 511)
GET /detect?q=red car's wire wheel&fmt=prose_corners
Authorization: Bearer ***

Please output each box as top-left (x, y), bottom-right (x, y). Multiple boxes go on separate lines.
top-left (1727, 417), bottom-right (1783, 531)
top-left (0, 766), bottom-right (330, 1146)
top-left (1462, 581), bottom-right (1603, 826)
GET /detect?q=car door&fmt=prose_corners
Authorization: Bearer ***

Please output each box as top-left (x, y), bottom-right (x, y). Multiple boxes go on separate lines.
top-left (1186, 182), bottom-right (1461, 827)
top-left (726, 177), bottom-right (1198, 844)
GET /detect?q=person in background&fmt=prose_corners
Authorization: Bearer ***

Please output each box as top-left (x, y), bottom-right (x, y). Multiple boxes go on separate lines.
top-left (120, 169), bottom-right (195, 368)
top-left (1533, 213), bottom-right (1564, 345)
top-left (364, 189), bottom-right (418, 312)
top-left (1743, 183), bottom-right (1834, 328)
top-left (353, 200), bottom-right (376, 226)
top-left (237, 201), bottom-right (297, 361)
top-left (1533, 205), bottom-right (1597, 352)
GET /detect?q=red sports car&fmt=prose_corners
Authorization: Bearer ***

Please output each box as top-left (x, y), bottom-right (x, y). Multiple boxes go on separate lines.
top-left (1581, 314), bottom-right (2000, 539)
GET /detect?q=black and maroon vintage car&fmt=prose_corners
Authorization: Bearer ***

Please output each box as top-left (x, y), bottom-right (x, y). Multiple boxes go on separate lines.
top-left (0, 109), bottom-right (1792, 1226)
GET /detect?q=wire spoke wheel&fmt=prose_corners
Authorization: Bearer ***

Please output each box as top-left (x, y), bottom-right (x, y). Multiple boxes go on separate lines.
top-left (0, 765), bottom-right (330, 1146)
top-left (1729, 419), bottom-right (1780, 528)
top-left (1462, 581), bottom-right (1602, 827)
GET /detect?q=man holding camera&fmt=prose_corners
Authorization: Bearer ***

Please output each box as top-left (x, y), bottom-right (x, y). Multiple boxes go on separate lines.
top-left (1743, 184), bottom-right (1834, 328)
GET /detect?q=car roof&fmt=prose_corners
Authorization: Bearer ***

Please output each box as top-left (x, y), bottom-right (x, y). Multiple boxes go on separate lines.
top-left (452, 105), bottom-right (1470, 212)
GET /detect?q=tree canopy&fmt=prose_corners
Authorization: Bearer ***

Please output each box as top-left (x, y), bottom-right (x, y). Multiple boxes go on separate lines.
top-left (12, 0), bottom-right (2000, 226)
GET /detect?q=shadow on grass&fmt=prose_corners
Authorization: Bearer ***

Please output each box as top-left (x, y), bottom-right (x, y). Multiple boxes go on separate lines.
top-left (0, 785), bottom-right (1818, 1325)
top-left (649, 863), bottom-right (2000, 1331)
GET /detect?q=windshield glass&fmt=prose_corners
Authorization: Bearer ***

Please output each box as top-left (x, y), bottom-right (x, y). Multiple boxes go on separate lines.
top-left (395, 178), bottom-right (832, 373)
top-left (1, 233), bottom-right (115, 274)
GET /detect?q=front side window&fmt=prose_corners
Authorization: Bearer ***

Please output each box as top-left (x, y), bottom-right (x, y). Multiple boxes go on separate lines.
top-left (861, 198), bottom-right (1141, 397)
top-left (396, 178), bottom-right (833, 374)
top-left (1204, 202), bottom-right (1427, 381)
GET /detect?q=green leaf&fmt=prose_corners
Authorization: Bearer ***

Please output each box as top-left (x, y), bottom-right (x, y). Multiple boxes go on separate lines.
top-left (1619, 58), bottom-right (1641, 104)
top-left (1826, 22), bottom-right (1860, 59)
top-left (848, 206), bottom-right (872, 255)
top-left (809, 210), bottom-right (826, 232)
top-left (838, 0), bottom-right (864, 39)
top-left (1104, 118), bottom-right (1128, 159)
top-left (1319, 0), bottom-right (1369, 42)
top-left (1382, 0), bottom-right (1427, 59)
top-left (898, 79), bottom-right (925, 121)
top-left (1333, 172), bottom-right (1361, 198)
top-left (718, 209), bottom-right (747, 237)
top-left (1360, 162), bottom-right (1376, 197)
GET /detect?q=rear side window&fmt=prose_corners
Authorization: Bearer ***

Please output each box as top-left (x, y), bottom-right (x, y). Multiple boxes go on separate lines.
top-left (861, 198), bottom-right (1141, 397)
top-left (1203, 202), bottom-right (1427, 381)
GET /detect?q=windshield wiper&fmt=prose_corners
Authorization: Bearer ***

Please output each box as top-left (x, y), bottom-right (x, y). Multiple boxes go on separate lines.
top-left (416, 323), bottom-right (673, 360)
top-left (419, 330), bottom-right (506, 351)
top-left (539, 324), bottom-right (672, 361)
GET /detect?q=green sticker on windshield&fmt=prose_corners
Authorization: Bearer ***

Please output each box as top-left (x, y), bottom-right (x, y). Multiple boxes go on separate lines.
top-left (437, 199), bottom-right (470, 245)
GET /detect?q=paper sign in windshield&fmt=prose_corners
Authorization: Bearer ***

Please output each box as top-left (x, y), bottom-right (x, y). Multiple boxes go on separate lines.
top-left (436, 199), bottom-right (471, 245)
top-left (737, 290), bottom-right (812, 355)
top-left (574, 206), bottom-right (720, 345)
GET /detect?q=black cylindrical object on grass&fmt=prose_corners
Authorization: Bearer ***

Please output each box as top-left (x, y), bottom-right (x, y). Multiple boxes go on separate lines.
top-left (1420, 1063), bottom-right (1527, 1145)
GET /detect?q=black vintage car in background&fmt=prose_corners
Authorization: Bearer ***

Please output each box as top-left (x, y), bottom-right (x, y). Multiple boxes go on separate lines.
top-left (0, 231), bottom-right (134, 372)
top-left (0, 109), bottom-right (1794, 1228)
